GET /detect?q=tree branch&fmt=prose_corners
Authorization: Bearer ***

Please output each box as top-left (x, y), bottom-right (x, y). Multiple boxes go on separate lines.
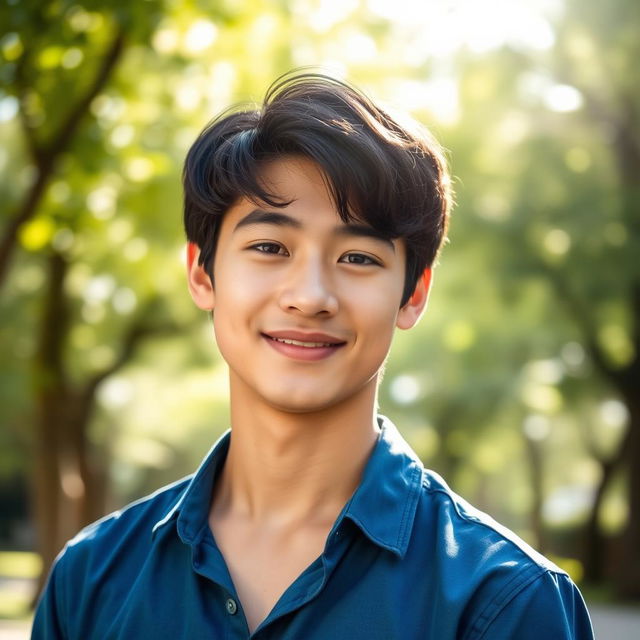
top-left (14, 52), bottom-right (42, 165)
top-left (0, 26), bottom-right (126, 291)
top-left (539, 260), bottom-right (625, 386)
top-left (46, 27), bottom-right (125, 159)
top-left (83, 312), bottom-right (183, 398)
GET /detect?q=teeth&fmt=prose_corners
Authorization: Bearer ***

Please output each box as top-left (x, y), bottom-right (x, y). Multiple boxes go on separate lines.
top-left (273, 337), bottom-right (334, 348)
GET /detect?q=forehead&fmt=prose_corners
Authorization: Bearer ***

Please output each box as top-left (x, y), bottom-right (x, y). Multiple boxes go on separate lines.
top-left (255, 155), bottom-right (334, 210)
top-left (224, 155), bottom-right (363, 231)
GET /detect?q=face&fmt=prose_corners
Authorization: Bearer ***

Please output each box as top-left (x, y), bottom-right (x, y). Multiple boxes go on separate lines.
top-left (187, 156), bottom-right (430, 415)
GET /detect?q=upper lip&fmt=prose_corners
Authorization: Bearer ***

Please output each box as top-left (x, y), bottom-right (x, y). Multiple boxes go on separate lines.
top-left (263, 330), bottom-right (347, 345)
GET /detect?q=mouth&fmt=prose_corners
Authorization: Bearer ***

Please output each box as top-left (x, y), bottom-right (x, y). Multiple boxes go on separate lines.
top-left (269, 336), bottom-right (338, 348)
top-left (263, 329), bottom-right (346, 346)
top-left (261, 330), bottom-right (347, 360)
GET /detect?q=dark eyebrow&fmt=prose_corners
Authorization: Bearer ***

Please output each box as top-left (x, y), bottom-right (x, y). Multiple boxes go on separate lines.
top-left (234, 209), bottom-right (395, 252)
top-left (234, 209), bottom-right (302, 231)
top-left (335, 224), bottom-right (395, 252)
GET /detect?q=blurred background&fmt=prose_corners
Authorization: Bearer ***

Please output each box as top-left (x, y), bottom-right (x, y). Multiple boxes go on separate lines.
top-left (1, 0), bottom-right (639, 635)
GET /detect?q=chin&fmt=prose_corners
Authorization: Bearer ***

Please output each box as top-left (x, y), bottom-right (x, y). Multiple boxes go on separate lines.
top-left (259, 385), bottom-right (347, 415)
top-left (265, 396), bottom-right (338, 415)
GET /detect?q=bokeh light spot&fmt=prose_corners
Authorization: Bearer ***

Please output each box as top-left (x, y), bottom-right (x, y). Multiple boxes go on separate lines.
top-left (113, 288), bottom-right (137, 315)
top-left (184, 20), bottom-right (218, 54)
top-left (0, 96), bottom-right (18, 122)
top-left (565, 147), bottom-right (591, 173)
top-left (523, 414), bottom-right (551, 441)
top-left (443, 321), bottom-right (476, 352)
top-left (544, 84), bottom-right (583, 112)
top-left (544, 228), bottom-right (571, 256)
top-left (19, 218), bottom-right (55, 251)
top-left (61, 47), bottom-right (83, 69)
top-left (390, 374), bottom-right (421, 405)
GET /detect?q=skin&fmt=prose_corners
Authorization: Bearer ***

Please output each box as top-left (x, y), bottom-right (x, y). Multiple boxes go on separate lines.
top-left (186, 155), bottom-right (432, 633)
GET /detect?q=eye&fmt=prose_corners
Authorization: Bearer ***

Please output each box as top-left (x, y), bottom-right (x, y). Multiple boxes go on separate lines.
top-left (250, 242), bottom-right (289, 256)
top-left (340, 253), bottom-right (381, 266)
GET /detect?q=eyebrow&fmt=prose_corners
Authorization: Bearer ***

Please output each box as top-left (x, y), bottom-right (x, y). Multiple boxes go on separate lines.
top-left (234, 209), bottom-right (302, 231)
top-left (234, 209), bottom-right (395, 252)
top-left (335, 223), bottom-right (395, 252)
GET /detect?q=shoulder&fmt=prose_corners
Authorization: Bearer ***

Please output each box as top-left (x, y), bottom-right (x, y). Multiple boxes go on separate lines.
top-left (33, 475), bottom-right (193, 639)
top-left (56, 474), bottom-right (191, 578)
top-left (418, 467), bottom-right (561, 572)
top-left (412, 469), bottom-right (593, 638)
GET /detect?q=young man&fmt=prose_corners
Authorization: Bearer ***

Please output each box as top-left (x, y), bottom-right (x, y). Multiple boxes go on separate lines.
top-left (33, 72), bottom-right (593, 638)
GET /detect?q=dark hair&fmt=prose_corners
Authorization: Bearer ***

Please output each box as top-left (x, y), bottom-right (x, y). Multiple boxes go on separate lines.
top-left (183, 71), bottom-right (452, 306)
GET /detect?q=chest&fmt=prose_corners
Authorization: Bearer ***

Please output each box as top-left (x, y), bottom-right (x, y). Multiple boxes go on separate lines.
top-left (210, 515), bottom-right (331, 633)
top-left (71, 529), bottom-right (471, 640)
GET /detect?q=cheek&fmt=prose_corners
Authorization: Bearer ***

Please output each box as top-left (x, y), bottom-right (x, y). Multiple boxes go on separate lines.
top-left (216, 258), bottom-right (273, 304)
top-left (349, 276), bottom-right (403, 327)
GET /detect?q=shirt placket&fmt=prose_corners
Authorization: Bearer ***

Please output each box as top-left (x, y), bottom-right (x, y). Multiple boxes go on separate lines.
top-left (250, 522), bottom-right (352, 638)
top-left (191, 530), bottom-right (253, 638)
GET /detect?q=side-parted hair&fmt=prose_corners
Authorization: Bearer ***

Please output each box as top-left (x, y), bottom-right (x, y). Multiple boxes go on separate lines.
top-left (183, 71), bottom-right (452, 306)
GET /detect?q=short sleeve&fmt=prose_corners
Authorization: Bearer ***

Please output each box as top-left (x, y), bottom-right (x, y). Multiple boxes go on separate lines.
top-left (31, 556), bottom-right (66, 640)
top-left (471, 570), bottom-right (594, 640)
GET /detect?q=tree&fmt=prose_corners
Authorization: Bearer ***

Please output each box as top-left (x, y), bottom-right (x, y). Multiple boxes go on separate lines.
top-left (0, 0), bottom-right (177, 595)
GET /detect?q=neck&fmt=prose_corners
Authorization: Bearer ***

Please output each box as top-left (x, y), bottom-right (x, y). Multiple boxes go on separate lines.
top-left (212, 374), bottom-right (380, 528)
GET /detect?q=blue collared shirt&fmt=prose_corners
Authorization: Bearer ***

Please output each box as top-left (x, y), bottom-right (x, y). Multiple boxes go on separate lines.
top-left (33, 416), bottom-right (593, 639)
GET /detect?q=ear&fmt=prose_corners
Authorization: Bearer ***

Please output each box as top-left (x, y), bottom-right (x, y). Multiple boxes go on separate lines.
top-left (186, 242), bottom-right (215, 310)
top-left (396, 268), bottom-right (432, 330)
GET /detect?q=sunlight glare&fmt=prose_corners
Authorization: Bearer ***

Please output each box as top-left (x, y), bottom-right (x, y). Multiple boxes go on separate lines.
top-left (391, 77), bottom-right (459, 125)
top-left (543, 84), bottom-right (583, 112)
top-left (305, 0), bottom-right (359, 33)
top-left (184, 19), bottom-right (218, 54)
top-left (343, 31), bottom-right (377, 63)
top-left (367, 0), bottom-right (555, 59)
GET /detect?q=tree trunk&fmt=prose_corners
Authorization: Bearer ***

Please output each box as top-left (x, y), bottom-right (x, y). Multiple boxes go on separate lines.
top-left (580, 436), bottom-right (627, 584)
top-left (31, 390), bottom-right (64, 599)
top-left (31, 252), bottom-right (69, 599)
top-left (524, 435), bottom-right (546, 554)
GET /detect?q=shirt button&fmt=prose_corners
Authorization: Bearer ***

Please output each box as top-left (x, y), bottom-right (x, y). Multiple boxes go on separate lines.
top-left (226, 598), bottom-right (238, 615)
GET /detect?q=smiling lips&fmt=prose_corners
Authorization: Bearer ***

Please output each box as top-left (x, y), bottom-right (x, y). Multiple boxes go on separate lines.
top-left (262, 330), bottom-right (346, 361)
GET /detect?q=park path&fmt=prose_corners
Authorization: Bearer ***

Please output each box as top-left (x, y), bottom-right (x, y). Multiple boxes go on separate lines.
top-left (588, 604), bottom-right (640, 638)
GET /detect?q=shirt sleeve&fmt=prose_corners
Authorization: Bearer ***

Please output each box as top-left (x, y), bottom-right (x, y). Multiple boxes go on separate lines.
top-left (31, 558), bottom-right (66, 640)
top-left (472, 570), bottom-right (594, 640)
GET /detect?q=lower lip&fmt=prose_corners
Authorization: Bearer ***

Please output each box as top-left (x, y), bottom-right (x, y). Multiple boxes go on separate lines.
top-left (263, 335), bottom-right (345, 361)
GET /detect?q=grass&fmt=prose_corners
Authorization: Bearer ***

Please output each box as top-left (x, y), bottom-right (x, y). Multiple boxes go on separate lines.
top-left (0, 592), bottom-right (32, 620)
top-left (0, 551), bottom-right (39, 620)
top-left (0, 552), bottom-right (41, 579)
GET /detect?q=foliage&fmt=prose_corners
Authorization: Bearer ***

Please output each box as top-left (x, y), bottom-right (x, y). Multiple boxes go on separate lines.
top-left (0, 0), bottom-right (638, 599)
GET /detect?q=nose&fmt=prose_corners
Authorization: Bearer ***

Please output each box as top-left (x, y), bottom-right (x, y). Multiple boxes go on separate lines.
top-left (278, 257), bottom-right (338, 317)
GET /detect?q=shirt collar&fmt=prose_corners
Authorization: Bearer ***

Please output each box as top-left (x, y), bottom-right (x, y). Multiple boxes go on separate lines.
top-left (152, 416), bottom-right (424, 558)
top-left (341, 415), bottom-right (423, 559)
top-left (152, 429), bottom-right (231, 542)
